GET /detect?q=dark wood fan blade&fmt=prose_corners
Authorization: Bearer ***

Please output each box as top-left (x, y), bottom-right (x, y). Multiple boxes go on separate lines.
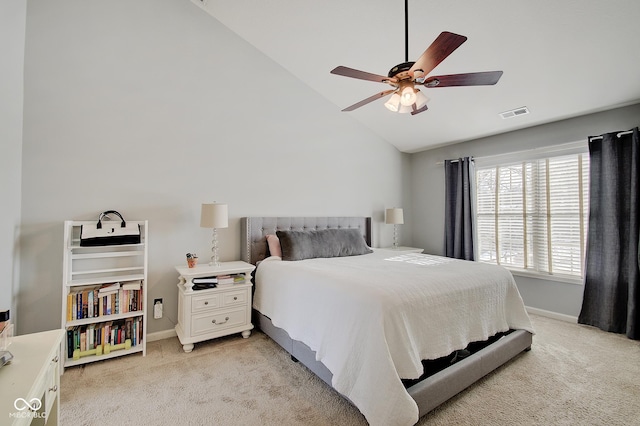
top-left (423, 71), bottom-right (503, 87)
top-left (409, 32), bottom-right (467, 78)
top-left (331, 66), bottom-right (397, 84)
top-left (411, 104), bottom-right (428, 115)
top-left (342, 89), bottom-right (396, 112)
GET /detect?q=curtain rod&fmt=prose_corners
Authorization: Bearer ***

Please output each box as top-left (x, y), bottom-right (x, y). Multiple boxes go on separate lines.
top-left (589, 130), bottom-right (633, 142)
top-left (435, 156), bottom-right (475, 166)
top-left (435, 140), bottom-right (588, 166)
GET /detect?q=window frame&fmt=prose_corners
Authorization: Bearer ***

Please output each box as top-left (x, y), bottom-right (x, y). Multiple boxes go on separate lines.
top-left (473, 141), bottom-right (589, 285)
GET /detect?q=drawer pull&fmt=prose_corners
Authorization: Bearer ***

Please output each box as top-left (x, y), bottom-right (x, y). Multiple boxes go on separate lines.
top-left (233, 297), bottom-right (238, 301)
top-left (204, 301), bottom-right (209, 305)
top-left (212, 317), bottom-right (230, 325)
top-left (49, 385), bottom-right (58, 392)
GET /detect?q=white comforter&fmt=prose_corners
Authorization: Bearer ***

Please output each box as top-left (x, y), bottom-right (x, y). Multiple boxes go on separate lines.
top-left (253, 251), bottom-right (534, 426)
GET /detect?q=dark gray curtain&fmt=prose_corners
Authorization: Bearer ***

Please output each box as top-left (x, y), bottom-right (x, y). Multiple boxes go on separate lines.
top-left (578, 127), bottom-right (640, 340)
top-left (444, 157), bottom-right (475, 260)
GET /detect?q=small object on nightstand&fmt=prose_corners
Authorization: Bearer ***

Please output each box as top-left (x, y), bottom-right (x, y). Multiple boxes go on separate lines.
top-left (192, 276), bottom-right (218, 290)
top-left (186, 252), bottom-right (198, 268)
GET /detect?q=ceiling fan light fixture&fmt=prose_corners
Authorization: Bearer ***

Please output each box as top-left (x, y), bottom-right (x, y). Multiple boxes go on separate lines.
top-left (400, 86), bottom-right (417, 106)
top-left (394, 89), bottom-right (429, 114)
top-left (398, 104), bottom-right (413, 114)
top-left (384, 93), bottom-right (401, 112)
top-left (415, 89), bottom-right (429, 109)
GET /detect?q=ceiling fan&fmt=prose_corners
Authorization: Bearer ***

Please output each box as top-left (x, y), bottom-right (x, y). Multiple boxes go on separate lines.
top-left (330, 1), bottom-right (503, 115)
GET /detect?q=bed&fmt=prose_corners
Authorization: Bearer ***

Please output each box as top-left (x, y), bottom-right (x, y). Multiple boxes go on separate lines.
top-left (241, 217), bottom-right (534, 426)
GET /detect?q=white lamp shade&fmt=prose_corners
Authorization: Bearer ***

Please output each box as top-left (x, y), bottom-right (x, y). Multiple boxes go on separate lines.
top-left (200, 203), bottom-right (229, 228)
top-left (385, 208), bottom-right (404, 225)
top-left (398, 90), bottom-right (429, 114)
top-left (415, 89), bottom-right (429, 109)
top-left (398, 104), bottom-right (413, 114)
top-left (400, 87), bottom-right (417, 106)
top-left (384, 93), bottom-right (401, 112)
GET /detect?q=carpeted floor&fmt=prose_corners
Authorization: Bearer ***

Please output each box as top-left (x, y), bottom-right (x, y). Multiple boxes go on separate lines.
top-left (60, 314), bottom-right (640, 425)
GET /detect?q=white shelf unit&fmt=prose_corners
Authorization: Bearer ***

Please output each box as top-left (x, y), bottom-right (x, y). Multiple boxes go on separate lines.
top-left (61, 220), bottom-right (148, 369)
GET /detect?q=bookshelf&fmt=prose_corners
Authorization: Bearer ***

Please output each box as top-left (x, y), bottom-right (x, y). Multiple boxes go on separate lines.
top-left (61, 220), bottom-right (148, 370)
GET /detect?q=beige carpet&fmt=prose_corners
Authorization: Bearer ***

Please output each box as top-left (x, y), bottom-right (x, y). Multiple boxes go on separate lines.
top-left (60, 315), bottom-right (640, 425)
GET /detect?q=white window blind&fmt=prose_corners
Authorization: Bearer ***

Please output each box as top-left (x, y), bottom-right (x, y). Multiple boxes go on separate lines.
top-left (476, 152), bottom-right (589, 279)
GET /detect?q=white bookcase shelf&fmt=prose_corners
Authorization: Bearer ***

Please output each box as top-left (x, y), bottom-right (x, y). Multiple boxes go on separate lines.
top-left (61, 220), bottom-right (148, 370)
top-left (62, 345), bottom-right (144, 368)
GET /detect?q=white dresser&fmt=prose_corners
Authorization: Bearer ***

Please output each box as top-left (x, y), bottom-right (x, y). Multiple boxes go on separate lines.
top-left (0, 329), bottom-right (65, 426)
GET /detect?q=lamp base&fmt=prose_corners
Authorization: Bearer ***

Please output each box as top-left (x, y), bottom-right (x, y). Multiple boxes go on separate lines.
top-left (209, 228), bottom-right (220, 266)
top-left (392, 224), bottom-right (400, 249)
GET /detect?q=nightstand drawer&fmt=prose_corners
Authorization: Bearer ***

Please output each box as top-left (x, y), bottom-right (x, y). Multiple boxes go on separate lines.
top-left (222, 290), bottom-right (247, 307)
top-left (192, 293), bottom-right (221, 312)
top-left (191, 308), bottom-right (247, 335)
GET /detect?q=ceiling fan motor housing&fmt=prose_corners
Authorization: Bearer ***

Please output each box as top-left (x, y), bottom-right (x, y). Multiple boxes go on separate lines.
top-left (388, 61), bottom-right (416, 78)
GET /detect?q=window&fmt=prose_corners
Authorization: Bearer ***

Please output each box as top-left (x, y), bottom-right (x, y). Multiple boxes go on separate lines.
top-left (475, 150), bottom-right (589, 280)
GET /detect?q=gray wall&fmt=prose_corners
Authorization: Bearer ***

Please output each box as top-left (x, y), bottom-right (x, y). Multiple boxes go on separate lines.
top-left (13, 0), bottom-right (638, 335)
top-left (19, 0), bottom-right (410, 335)
top-left (410, 103), bottom-right (640, 317)
top-left (0, 0), bottom-right (27, 327)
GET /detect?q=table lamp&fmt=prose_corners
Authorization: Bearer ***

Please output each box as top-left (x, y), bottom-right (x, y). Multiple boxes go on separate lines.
top-left (385, 208), bottom-right (404, 249)
top-left (200, 203), bottom-right (228, 266)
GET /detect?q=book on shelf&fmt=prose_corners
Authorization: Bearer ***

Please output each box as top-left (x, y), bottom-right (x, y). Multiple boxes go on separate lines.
top-left (192, 276), bottom-right (218, 284)
top-left (65, 317), bottom-right (144, 359)
top-left (217, 273), bottom-right (246, 286)
top-left (216, 275), bottom-right (234, 285)
top-left (98, 282), bottom-right (121, 295)
top-left (67, 285), bottom-right (100, 321)
top-left (122, 280), bottom-right (141, 291)
top-left (193, 283), bottom-right (216, 290)
top-left (67, 284), bottom-right (144, 321)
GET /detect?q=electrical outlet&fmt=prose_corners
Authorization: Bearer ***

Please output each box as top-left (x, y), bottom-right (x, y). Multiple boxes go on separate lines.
top-left (153, 298), bottom-right (163, 319)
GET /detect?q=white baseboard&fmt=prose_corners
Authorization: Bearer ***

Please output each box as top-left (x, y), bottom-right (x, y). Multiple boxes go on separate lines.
top-left (526, 306), bottom-right (578, 323)
top-left (147, 328), bottom-right (177, 342)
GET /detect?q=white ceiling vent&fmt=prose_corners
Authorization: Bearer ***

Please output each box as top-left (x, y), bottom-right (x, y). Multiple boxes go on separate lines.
top-left (499, 106), bottom-right (530, 119)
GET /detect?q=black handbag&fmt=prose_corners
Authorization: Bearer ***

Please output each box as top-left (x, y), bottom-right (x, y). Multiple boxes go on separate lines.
top-left (80, 210), bottom-right (141, 247)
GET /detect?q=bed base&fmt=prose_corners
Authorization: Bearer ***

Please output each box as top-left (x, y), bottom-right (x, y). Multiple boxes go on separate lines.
top-left (256, 310), bottom-right (532, 417)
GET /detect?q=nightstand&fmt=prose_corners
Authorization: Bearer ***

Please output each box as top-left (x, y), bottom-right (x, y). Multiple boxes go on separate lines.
top-left (376, 246), bottom-right (425, 254)
top-left (175, 261), bottom-right (255, 353)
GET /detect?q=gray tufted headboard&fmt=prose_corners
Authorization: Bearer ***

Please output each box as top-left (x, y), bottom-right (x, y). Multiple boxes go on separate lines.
top-left (241, 217), bottom-right (372, 265)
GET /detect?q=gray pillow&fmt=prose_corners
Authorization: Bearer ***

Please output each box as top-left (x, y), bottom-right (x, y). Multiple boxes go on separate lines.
top-left (276, 228), bottom-right (372, 261)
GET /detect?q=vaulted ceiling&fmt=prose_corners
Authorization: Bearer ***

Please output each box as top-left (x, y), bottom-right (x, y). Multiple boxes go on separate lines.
top-left (193, 0), bottom-right (640, 153)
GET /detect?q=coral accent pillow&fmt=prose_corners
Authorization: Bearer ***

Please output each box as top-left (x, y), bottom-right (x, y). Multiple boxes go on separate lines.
top-left (266, 234), bottom-right (282, 258)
